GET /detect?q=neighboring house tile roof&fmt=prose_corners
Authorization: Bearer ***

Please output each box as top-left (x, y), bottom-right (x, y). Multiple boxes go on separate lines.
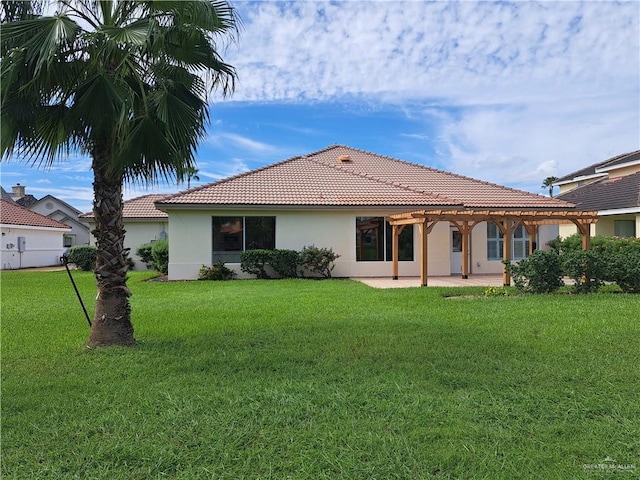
top-left (158, 145), bottom-right (575, 210)
top-left (0, 199), bottom-right (71, 229)
top-left (556, 171), bottom-right (640, 211)
top-left (556, 150), bottom-right (640, 183)
top-left (80, 194), bottom-right (169, 219)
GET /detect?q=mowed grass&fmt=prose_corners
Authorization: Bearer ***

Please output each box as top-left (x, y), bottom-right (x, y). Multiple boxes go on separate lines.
top-left (1, 271), bottom-right (639, 479)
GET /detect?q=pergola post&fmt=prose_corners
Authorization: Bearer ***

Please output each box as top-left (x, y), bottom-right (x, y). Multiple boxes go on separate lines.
top-left (523, 223), bottom-right (538, 256)
top-left (461, 221), bottom-right (470, 279)
top-left (497, 218), bottom-right (517, 287)
top-left (391, 224), bottom-right (404, 280)
top-left (418, 223), bottom-right (429, 286)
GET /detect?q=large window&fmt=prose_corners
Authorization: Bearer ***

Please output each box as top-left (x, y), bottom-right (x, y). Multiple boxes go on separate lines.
top-left (213, 216), bottom-right (275, 262)
top-left (356, 217), bottom-right (413, 261)
top-left (614, 220), bottom-right (636, 237)
top-left (487, 222), bottom-right (530, 261)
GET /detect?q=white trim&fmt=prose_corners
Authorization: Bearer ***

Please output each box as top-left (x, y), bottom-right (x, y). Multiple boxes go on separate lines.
top-left (598, 207), bottom-right (640, 216)
top-left (0, 223), bottom-right (70, 232)
top-left (554, 173), bottom-right (607, 187)
top-left (597, 158), bottom-right (640, 173)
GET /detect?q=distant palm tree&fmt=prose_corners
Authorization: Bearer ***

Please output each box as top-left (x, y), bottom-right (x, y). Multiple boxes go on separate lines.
top-left (542, 176), bottom-right (560, 197)
top-left (1, 1), bottom-right (238, 346)
top-left (179, 166), bottom-right (201, 189)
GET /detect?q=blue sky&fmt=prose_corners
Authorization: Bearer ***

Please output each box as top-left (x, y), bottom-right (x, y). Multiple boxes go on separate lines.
top-left (2, 0), bottom-right (639, 213)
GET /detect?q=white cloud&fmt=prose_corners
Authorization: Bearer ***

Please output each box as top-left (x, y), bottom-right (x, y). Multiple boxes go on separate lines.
top-left (222, 1), bottom-right (638, 188)
top-left (207, 132), bottom-right (277, 153)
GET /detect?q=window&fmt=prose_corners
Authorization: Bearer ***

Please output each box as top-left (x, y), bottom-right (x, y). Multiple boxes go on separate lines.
top-left (63, 234), bottom-right (75, 248)
top-left (487, 222), bottom-right (529, 261)
top-left (356, 217), bottom-right (413, 261)
top-left (212, 216), bottom-right (275, 262)
top-left (614, 220), bottom-right (636, 238)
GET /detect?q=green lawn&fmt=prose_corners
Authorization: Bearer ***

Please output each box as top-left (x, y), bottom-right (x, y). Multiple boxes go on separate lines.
top-left (2, 271), bottom-right (639, 479)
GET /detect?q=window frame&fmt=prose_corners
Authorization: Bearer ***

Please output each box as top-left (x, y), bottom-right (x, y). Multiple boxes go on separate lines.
top-left (212, 216), bottom-right (276, 263)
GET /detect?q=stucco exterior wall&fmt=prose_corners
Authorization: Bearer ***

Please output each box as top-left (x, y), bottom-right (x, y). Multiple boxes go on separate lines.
top-left (1, 225), bottom-right (68, 269)
top-left (87, 219), bottom-right (168, 270)
top-left (165, 210), bottom-right (563, 280)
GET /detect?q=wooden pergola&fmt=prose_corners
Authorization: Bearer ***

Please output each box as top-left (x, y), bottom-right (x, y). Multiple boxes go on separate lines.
top-left (388, 209), bottom-right (599, 286)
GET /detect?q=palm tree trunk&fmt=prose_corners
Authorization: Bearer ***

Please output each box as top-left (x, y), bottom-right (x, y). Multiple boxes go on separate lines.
top-left (87, 145), bottom-right (135, 347)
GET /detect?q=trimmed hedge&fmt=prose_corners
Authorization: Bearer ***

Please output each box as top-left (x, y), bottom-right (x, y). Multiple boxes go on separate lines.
top-left (65, 245), bottom-right (96, 271)
top-left (240, 246), bottom-right (340, 279)
top-left (135, 243), bottom-right (154, 269)
top-left (151, 240), bottom-right (169, 275)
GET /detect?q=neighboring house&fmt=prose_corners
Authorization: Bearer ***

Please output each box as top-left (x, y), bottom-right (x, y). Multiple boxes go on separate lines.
top-left (29, 195), bottom-right (90, 247)
top-left (1, 199), bottom-right (71, 270)
top-left (555, 150), bottom-right (640, 239)
top-left (156, 145), bottom-right (587, 282)
top-left (6, 184), bottom-right (90, 246)
top-left (81, 194), bottom-right (168, 270)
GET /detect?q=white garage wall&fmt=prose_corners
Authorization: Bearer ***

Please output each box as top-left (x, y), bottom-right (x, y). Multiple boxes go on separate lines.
top-left (1, 225), bottom-right (68, 269)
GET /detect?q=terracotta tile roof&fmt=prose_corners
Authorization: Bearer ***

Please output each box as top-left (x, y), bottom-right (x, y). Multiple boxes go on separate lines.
top-left (556, 171), bottom-right (640, 211)
top-left (0, 199), bottom-right (71, 229)
top-left (556, 150), bottom-right (640, 183)
top-left (159, 145), bottom-right (575, 210)
top-left (80, 194), bottom-right (169, 219)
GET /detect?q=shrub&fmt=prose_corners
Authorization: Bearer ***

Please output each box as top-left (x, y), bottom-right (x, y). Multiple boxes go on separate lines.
top-left (299, 245), bottom-right (340, 278)
top-left (269, 249), bottom-right (300, 278)
top-left (563, 250), bottom-right (607, 294)
top-left (240, 249), bottom-right (272, 279)
top-left (65, 245), bottom-right (96, 271)
top-left (199, 261), bottom-right (236, 281)
top-left (505, 250), bottom-right (564, 294)
top-left (151, 239), bottom-right (169, 274)
top-left (135, 243), bottom-right (154, 269)
top-left (607, 250), bottom-right (640, 293)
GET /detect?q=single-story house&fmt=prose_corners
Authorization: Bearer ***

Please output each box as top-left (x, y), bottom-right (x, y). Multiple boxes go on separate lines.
top-left (81, 194), bottom-right (168, 270)
top-left (1, 199), bottom-right (71, 269)
top-left (555, 150), bottom-right (640, 238)
top-left (5, 184), bottom-right (90, 246)
top-left (156, 145), bottom-right (597, 284)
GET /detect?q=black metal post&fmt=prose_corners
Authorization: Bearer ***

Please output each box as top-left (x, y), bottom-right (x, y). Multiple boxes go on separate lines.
top-left (62, 256), bottom-right (92, 327)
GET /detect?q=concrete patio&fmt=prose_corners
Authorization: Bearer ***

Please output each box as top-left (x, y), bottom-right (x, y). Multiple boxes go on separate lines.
top-left (352, 274), bottom-right (505, 289)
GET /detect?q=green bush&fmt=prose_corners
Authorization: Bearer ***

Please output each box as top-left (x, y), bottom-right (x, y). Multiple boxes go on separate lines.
top-left (607, 250), bottom-right (640, 293)
top-left (198, 261), bottom-right (236, 281)
top-left (135, 243), bottom-right (154, 269)
top-left (65, 245), bottom-right (96, 271)
top-left (151, 240), bottom-right (169, 275)
top-left (269, 249), bottom-right (300, 278)
top-left (240, 249), bottom-right (272, 279)
top-left (299, 245), bottom-right (340, 278)
top-left (563, 250), bottom-right (607, 294)
top-left (505, 250), bottom-right (564, 294)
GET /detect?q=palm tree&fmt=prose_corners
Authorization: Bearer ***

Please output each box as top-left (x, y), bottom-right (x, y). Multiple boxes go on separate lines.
top-left (178, 165), bottom-right (201, 189)
top-left (542, 176), bottom-right (559, 197)
top-left (1, 1), bottom-right (238, 346)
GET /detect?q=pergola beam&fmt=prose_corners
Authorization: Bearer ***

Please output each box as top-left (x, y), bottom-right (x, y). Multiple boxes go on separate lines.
top-left (388, 208), bottom-right (599, 286)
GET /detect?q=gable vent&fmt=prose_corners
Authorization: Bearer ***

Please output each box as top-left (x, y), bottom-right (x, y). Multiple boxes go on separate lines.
top-left (337, 154), bottom-right (351, 163)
